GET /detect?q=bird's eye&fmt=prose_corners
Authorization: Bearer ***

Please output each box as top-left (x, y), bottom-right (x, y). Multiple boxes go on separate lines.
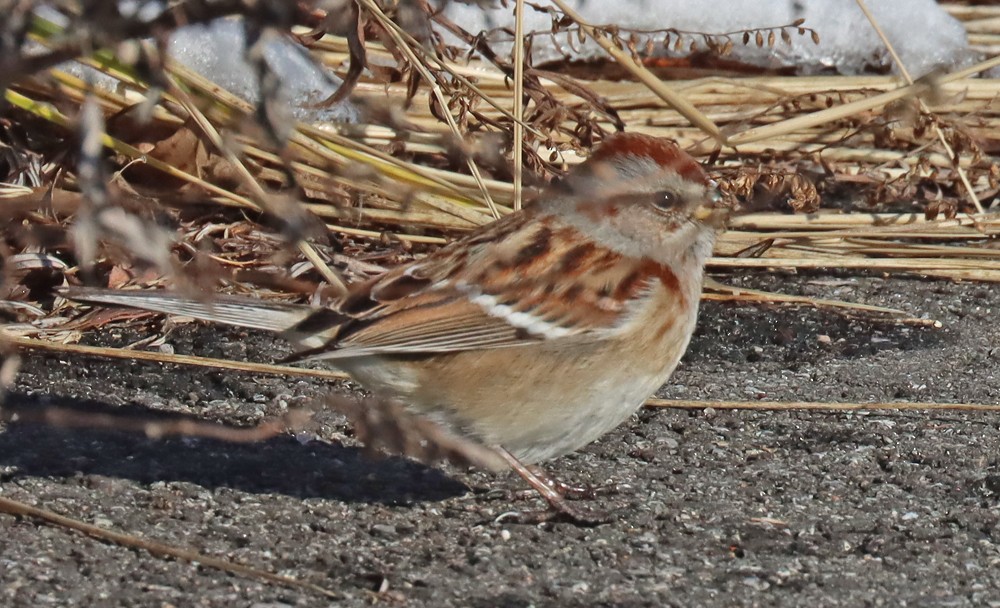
top-left (651, 190), bottom-right (679, 211)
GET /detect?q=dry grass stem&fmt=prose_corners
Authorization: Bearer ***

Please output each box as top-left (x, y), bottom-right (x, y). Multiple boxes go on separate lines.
top-left (0, 496), bottom-right (338, 598)
top-left (512, 0), bottom-right (526, 211)
top-left (647, 399), bottom-right (1000, 412)
top-left (548, 0), bottom-right (725, 144)
top-left (7, 335), bottom-right (348, 381)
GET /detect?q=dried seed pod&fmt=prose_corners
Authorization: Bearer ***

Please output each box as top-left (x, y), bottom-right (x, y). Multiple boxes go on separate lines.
top-left (924, 198), bottom-right (958, 220)
top-left (724, 169), bottom-right (821, 214)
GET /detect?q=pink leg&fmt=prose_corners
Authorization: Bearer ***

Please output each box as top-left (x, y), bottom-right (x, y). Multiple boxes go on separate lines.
top-left (495, 448), bottom-right (609, 526)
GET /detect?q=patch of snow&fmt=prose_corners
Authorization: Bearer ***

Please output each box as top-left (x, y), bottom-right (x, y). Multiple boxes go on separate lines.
top-left (444, 0), bottom-right (975, 77)
top-left (167, 19), bottom-right (358, 123)
top-left (36, 6), bottom-right (357, 123)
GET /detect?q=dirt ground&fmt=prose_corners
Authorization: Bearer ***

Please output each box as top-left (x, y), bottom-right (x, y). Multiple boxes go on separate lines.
top-left (2, 271), bottom-right (1000, 607)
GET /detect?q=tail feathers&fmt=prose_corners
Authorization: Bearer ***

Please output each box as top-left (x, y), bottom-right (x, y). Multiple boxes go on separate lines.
top-left (61, 286), bottom-right (314, 336)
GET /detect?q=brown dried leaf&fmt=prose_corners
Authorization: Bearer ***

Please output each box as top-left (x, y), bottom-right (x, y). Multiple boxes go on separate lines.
top-left (107, 265), bottom-right (134, 289)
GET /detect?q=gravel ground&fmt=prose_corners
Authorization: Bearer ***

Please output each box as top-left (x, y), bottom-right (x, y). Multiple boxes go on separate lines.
top-left (2, 273), bottom-right (1000, 607)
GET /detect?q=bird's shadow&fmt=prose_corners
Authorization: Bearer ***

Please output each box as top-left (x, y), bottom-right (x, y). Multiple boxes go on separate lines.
top-left (0, 391), bottom-right (470, 505)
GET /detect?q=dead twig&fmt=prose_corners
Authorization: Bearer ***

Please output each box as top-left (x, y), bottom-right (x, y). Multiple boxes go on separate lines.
top-left (0, 496), bottom-right (339, 598)
top-left (646, 399), bottom-right (1000, 411)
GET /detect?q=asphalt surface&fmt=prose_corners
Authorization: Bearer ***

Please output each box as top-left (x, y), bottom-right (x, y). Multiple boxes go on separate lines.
top-left (2, 272), bottom-right (1000, 607)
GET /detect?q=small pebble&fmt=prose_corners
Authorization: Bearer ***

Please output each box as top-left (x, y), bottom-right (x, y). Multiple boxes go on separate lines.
top-left (371, 524), bottom-right (397, 538)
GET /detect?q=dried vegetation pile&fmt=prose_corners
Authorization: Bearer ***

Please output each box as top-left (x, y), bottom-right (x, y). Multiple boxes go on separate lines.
top-left (1, 0), bottom-right (998, 362)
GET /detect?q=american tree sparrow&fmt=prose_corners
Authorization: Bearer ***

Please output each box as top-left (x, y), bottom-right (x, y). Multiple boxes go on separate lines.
top-left (66, 133), bottom-right (728, 518)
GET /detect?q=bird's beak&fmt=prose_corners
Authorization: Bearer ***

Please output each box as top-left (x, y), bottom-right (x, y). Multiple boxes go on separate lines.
top-left (691, 204), bottom-right (718, 222)
top-left (691, 182), bottom-right (730, 227)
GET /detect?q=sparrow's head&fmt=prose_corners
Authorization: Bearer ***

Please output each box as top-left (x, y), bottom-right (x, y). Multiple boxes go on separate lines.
top-left (543, 133), bottom-right (728, 267)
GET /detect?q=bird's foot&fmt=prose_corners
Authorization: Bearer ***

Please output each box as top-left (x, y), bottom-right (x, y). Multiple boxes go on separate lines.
top-left (492, 448), bottom-right (616, 526)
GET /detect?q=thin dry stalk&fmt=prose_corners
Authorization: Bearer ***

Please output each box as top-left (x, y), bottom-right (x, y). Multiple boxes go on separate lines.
top-left (0, 496), bottom-right (338, 598)
top-left (355, 0), bottom-right (502, 219)
top-left (8, 334), bottom-right (349, 381)
top-left (547, 0), bottom-right (725, 144)
top-left (512, 0), bottom-right (526, 211)
top-left (647, 399), bottom-right (1000, 411)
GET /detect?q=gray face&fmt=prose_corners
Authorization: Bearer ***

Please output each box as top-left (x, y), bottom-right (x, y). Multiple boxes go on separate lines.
top-left (542, 155), bottom-right (724, 268)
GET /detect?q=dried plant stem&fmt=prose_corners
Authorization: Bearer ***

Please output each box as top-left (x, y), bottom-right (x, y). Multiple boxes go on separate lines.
top-left (356, 0), bottom-right (501, 219)
top-left (165, 77), bottom-right (349, 293)
top-left (727, 211), bottom-right (997, 231)
top-left (854, 0), bottom-right (983, 213)
top-left (512, 0), bottom-right (526, 211)
top-left (547, 0), bottom-right (725, 143)
top-left (945, 5), bottom-right (1000, 20)
top-left (8, 335), bottom-right (349, 381)
top-left (313, 17), bottom-right (545, 139)
top-left (4, 90), bottom-right (260, 210)
top-left (322, 223), bottom-right (448, 245)
top-left (725, 54), bottom-right (1000, 146)
top-left (647, 399), bottom-right (1000, 411)
top-left (702, 278), bottom-right (939, 324)
top-left (166, 59), bottom-right (494, 210)
top-left (708, 255), bottom-right (1000, 282)
top-left (0, 496), bottom-right (338, 598)
top-left (3, 404), bottom-right (310, 443)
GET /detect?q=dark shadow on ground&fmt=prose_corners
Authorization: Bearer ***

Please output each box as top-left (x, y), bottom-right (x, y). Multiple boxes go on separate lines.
top-left (0, 392), bottom-right (469, 505)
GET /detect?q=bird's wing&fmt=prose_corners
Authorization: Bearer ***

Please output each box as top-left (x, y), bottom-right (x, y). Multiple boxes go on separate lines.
top-left (284, 213), bottom-right (675, 362)
top-left (63, 214), bottom-right (681, 363)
